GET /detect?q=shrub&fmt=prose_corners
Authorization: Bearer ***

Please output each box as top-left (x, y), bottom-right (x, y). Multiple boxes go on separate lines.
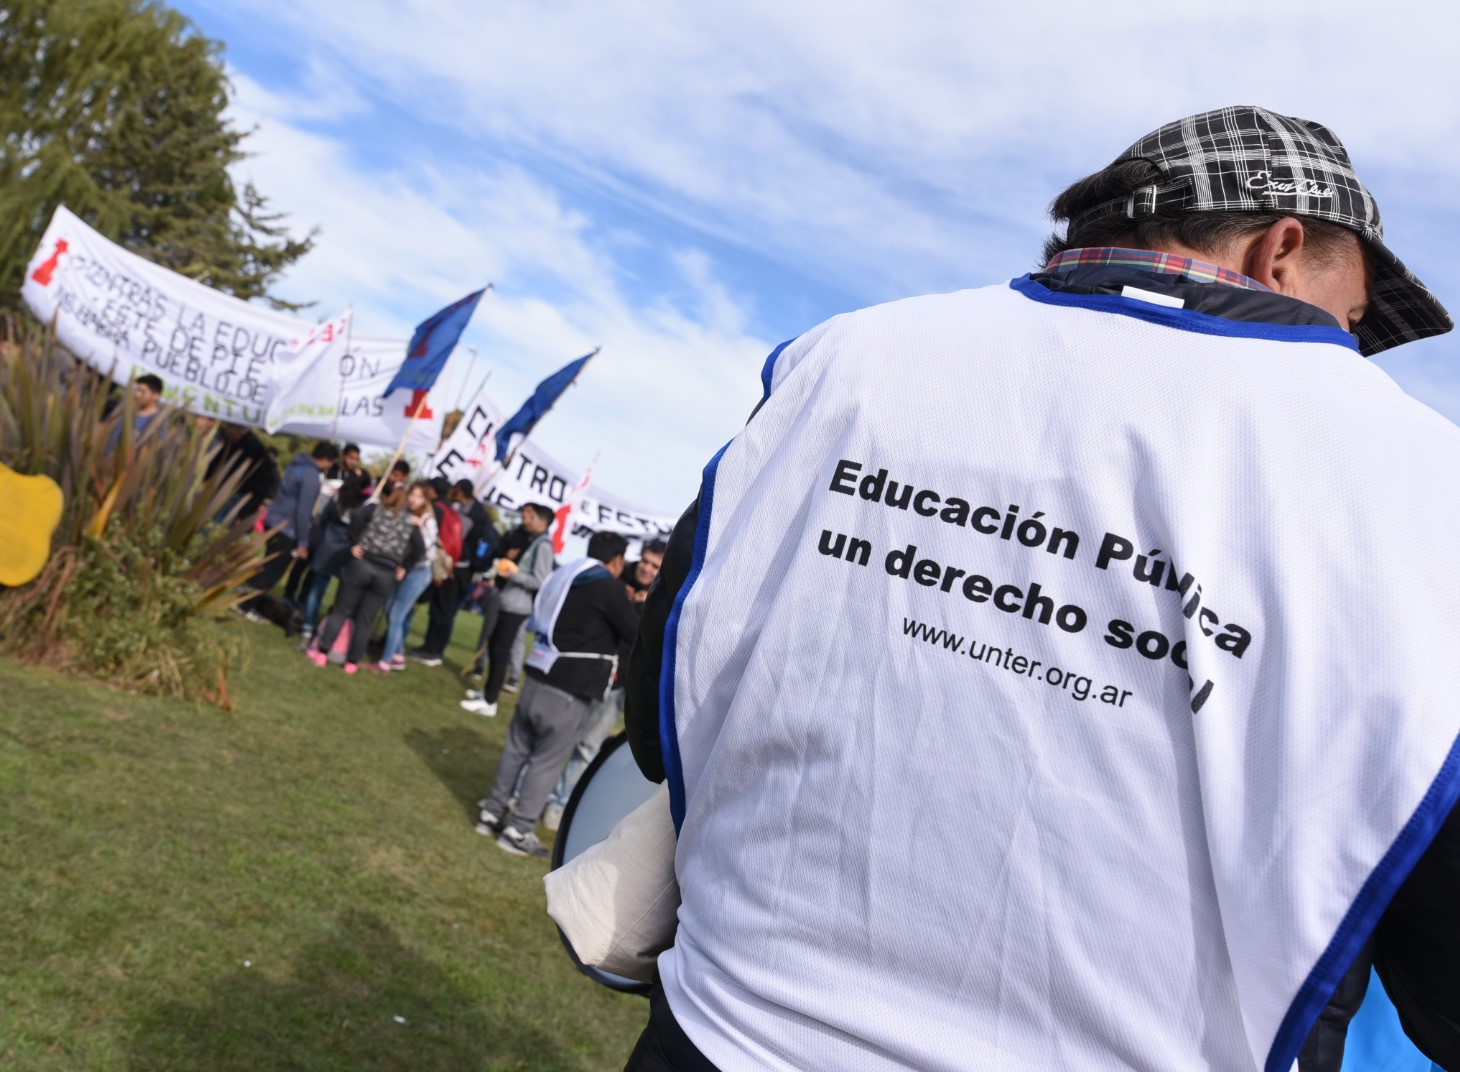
top-left (0, 317), bottom-right (268, 706)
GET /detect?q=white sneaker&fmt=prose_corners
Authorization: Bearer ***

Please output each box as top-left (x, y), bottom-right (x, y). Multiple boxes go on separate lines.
top-left (460, 697), bottom-right (497, 717)
top-left (542, 801), bottom-right (564, 832)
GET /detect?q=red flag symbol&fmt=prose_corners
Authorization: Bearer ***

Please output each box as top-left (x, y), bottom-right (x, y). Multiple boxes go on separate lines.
top-left (31, 239), bottom-right (69, 286)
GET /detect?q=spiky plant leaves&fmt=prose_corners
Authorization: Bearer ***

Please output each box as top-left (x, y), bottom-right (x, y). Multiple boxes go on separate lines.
top-left (0, 316), bottom-right (267, 705)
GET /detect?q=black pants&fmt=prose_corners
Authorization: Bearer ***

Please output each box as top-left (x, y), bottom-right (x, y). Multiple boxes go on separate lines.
top-left (422, 571), bottom-right (462, 657)
top-left (282, 557), bottom-right (312, 604)
top-left (242, 533), bottom-right (296, 611)
top-left (624, 985), bottom-right (719, 1072)
top-left (482, 610), bottom-right (528, 703)
top-left (316, 557), bottom-right (394, 666)
top-left (472, 585), bottom-right (501, 671)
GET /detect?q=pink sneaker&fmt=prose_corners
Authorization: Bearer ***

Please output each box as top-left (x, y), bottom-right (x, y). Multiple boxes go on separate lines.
top-left (389, 655), bottom-right (407, 671)
top-left (306, 649), bottom-right (328, 668)
top-left (343, 662), bottom-right (359, 675)
top-left (371, 661), bottom-right (392, 673)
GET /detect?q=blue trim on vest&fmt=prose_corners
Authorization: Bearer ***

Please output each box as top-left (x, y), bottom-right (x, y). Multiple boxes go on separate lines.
top-left (659, 439), bottom-right (733, 833)
top-left (1266, 732), bottom-right (1460, 1072)
top-left (660, 339), bottom-right (796, 830)
top-left (760, 337), bottom-right (795, 400)
top-left (1009, 274), bottom-right (1361, 353)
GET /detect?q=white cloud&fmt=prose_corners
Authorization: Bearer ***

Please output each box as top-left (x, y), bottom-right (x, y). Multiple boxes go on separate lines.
top-left (227, 70), bottom-right (770, 508)
top-left (211, 0), bottom-right (1460, 506)
top-left (218, 0), bottom-right (1460, 286)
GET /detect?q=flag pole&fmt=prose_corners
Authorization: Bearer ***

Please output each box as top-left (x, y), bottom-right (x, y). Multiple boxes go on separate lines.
top-left (465, 367), bottom-right (493, 406)
top-left (369, 394), bottom-right (430, 503)
top-left (453, 346), bottom-right (478, 412)
top-left (329, 306), bottom-right (354, 445)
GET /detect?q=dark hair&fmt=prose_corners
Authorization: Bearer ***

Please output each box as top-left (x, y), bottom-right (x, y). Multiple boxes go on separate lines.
top-left (643, 538), bottom-right (668, 557)
top-left (429, 475), bottom-right (451, 499)
top-left (452, 478), bottom-right (475, 496)
top-left (136, 373), bottom-right (163, 393)
top-left (337, 474), bottom-right (367, 512)
top-left (342, 442), bottom-right (361, 456)
top-left (521, 502), bottom-right (554, 524)
top-left (311, 441), bottom-right (341, 461)
top-left (378, 484), bottom-right (407, 512)
top-left (588, 531), bottom-right (628, 564)
top-left (390, 459), bottom-right (410, 476)
top-left (1043, 158), bottom-right (1356, 267)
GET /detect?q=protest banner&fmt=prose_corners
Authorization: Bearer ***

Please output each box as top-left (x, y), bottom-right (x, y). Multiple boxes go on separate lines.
top-left (21, 205), bottom-right (348, 427)
top-left (430, 389), bottom-right (507, 491)
top-left (21, 205), bottom-right (446, 448)
top-left (266, 334), bottom-right (447, 451)
top-left (432, 388), bottom-right (676, 541)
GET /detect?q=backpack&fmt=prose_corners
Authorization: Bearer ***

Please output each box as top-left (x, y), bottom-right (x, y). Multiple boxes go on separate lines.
top-left (435, 502), bottom-right (464, 568)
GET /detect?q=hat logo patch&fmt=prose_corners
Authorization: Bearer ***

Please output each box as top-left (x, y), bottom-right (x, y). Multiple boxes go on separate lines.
top-left (1245, 171), bottom-right (1335, 198)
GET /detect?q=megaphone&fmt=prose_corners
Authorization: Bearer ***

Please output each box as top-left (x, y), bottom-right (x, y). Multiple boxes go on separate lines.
top-left (549, 732), bottom-right (660, 995)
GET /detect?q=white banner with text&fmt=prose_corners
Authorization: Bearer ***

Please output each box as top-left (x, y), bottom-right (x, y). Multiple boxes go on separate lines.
top-left (22, 205), bottom-right (443, 448)
top-left (432, 389), bottom-right (678, 541)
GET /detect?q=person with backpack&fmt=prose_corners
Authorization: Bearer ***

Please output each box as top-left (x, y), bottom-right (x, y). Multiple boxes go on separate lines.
top-left (307, 482), bottom-right (426, 674)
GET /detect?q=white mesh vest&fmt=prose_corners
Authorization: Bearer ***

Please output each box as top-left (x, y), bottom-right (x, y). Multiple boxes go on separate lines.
top-left (657, 279), bottom-right (1460, 1072)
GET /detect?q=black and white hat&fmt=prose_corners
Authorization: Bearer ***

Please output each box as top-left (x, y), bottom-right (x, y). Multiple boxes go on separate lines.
top-left (1071, 106), bottom-right (1451, 356)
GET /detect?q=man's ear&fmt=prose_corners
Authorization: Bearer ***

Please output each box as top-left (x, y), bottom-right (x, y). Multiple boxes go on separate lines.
top-left (1240, 218), bottom-right (1307, 296)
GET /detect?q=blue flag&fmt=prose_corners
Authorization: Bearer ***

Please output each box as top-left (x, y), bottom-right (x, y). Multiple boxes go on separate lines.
top-left (494, 351), bottom-right (596, 463)
top-left (383, 288), bottom-right (486, 397)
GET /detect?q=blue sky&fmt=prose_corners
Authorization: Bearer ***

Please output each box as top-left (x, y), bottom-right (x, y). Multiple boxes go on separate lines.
top-left (172, 0), bottom-right (1460, 512)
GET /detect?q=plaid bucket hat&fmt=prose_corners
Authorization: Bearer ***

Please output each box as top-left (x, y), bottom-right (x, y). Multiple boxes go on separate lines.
top-left (1069, 105), bottom-right (1452, 356)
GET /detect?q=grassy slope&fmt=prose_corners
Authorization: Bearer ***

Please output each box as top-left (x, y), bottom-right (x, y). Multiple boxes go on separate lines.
top-left (0, 609), bottom-right (644, 1071)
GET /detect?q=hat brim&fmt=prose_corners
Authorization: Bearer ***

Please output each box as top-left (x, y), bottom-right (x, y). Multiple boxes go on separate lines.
top-left (1354, 233), bottom-right (1453, 357)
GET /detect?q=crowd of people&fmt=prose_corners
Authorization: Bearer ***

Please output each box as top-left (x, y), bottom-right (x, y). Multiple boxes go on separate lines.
top-left (107, 371), bottom-right (670, 857)
top-left (193, 416), bottom-right (670, 858)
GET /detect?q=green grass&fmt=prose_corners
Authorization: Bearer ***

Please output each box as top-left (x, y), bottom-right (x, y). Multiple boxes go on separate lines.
top-left (0, 604), bottom-right (645, 1071)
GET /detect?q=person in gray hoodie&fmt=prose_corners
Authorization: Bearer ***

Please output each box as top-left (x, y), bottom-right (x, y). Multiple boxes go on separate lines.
top-left (463, 502), bottom-right (555, 717)
top-left (244, 440), bottom-right (338, 607)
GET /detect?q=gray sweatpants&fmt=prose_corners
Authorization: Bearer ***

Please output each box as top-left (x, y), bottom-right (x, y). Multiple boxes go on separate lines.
top-left (484, 677), bottom-right (592, 835)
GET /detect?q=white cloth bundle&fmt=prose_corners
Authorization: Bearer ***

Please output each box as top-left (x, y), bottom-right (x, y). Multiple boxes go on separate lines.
top-left (543, 782), bottom-right (680, 982)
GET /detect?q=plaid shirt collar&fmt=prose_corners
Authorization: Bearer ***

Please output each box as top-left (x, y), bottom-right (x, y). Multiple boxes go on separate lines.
top-left (1044, 247), bottom-right (1272, 292)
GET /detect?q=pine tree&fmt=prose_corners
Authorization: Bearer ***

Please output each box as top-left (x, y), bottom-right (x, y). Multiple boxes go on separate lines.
top-left (0, 0), bottom-right (313, 312)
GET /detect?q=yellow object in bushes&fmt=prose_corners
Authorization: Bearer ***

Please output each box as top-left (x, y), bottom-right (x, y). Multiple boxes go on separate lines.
top-left (0, 462), bottom-right (64, 586)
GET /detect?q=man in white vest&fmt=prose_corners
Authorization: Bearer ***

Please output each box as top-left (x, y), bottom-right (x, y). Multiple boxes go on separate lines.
top-left (478, 530), bottom-right (639, 858)
top-left (622, 107), bottom-right (1460, 1072)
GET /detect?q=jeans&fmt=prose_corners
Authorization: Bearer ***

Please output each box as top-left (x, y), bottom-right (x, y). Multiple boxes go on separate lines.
top-left (550, 687), bottom-right (625, 807)
top-left (302, 571), bottom-right (333, 633)
top-left (383, 565), bottom-right (433, 662)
